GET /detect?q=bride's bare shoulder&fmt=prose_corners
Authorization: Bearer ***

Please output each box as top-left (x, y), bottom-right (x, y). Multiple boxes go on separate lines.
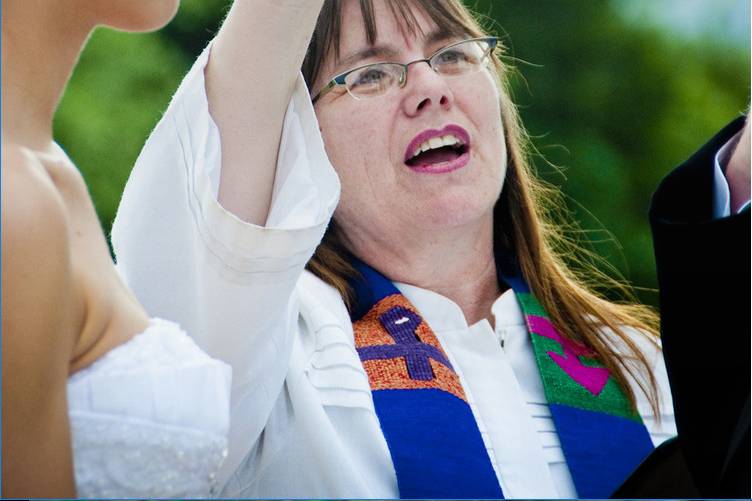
top-left (2, 140), bottom-right (76, 340)
top-left (2, 142), bottom-right (70, 248)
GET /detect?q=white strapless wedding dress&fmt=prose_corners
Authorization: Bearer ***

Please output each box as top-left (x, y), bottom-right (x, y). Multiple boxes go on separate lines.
top-left (67, 318), bottom-right (231, 498)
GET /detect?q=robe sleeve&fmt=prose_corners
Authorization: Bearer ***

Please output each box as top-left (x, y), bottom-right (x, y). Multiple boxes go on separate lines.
top-left (111, 42), bottom-right (340, 483)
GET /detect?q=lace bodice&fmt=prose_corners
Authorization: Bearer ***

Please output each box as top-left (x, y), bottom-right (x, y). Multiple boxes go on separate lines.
top-left (67, 318), bottom-right (231, 498)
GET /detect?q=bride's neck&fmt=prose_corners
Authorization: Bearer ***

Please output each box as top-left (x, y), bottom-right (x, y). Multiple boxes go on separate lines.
top-left (2, 0), bottom-right (94, 149)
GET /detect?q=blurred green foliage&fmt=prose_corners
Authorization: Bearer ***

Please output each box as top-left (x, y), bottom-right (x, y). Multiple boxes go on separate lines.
top-left (54, 0), bottom-right (749, 306)
top-left (472, 1), bottom-right (749, 304)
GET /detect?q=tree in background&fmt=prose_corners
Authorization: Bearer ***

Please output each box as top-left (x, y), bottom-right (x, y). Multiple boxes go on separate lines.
top-left (54, 0), bottom-right (749, 305)
top-left (474, 0), bottom-right (748, 304)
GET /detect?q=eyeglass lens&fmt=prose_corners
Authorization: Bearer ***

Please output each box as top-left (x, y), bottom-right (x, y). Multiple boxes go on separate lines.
top-left (343, 39), bottom-right (493, 99)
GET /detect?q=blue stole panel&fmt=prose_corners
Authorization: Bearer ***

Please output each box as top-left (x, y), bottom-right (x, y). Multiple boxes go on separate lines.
top-left (550, 405), bottom-right (655, 498)
top-left (350, 259), bottom-right (504, 499)
top-left (374, 389), bottom-right (503, 499)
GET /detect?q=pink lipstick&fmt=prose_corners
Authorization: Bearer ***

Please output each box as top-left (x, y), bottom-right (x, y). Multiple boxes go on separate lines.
top-left (404, 124), bottom-right (471, 174)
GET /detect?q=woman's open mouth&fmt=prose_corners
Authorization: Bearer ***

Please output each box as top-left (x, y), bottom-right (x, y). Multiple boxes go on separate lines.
top-left (404, 125), bottom-right (471, 174)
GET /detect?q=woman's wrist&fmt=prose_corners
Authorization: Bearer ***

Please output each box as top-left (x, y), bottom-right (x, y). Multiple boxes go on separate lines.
top-left (725, 117), bottom-right (751, 213)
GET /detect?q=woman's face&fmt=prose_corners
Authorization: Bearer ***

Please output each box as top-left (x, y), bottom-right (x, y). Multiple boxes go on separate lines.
top-left (313, 0), bottom-right (507, 245)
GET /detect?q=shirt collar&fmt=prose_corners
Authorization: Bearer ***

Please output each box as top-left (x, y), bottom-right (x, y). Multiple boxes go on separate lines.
top-left (393, 282), bottom-right (526, 333)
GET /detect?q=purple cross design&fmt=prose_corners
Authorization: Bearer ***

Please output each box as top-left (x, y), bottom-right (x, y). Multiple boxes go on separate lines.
top-left (356, 306), bottom-right (454, 381)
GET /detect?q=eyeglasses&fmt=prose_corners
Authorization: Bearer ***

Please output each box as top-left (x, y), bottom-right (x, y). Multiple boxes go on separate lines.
top-left (311, 37), bottom-right (498, 103)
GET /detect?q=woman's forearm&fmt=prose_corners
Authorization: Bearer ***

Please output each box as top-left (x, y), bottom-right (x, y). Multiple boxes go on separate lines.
top-left (206, 0), bottom-right (325, 225)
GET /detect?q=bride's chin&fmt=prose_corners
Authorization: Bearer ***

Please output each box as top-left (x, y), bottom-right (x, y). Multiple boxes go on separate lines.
top-left (103, 0), bottom-right (180, 33)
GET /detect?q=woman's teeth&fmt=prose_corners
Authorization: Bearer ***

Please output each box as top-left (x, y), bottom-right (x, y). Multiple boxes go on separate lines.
top-left (410, 134), bottom-right (462, 160)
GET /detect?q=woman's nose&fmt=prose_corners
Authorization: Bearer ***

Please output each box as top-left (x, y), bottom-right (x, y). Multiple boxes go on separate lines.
top-left (400, 62), bottom-right (453, 117)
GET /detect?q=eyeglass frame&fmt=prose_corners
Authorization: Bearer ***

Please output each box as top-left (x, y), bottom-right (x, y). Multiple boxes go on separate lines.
top-left (311, 36), bottom-right (498, 104)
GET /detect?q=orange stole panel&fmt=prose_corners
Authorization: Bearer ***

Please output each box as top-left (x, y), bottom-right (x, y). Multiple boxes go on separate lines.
top-left (353, 294), bottom-right (467, 402)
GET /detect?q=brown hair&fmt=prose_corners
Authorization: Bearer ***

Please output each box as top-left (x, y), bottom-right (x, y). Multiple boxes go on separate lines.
top-left (302, 0), bottom-right (661, 416)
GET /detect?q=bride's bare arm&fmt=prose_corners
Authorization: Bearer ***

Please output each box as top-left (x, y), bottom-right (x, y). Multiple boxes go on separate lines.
top-left (1, 146), bottom-right (77, 498)
top-left (206, 0), bottom-right (325, 225)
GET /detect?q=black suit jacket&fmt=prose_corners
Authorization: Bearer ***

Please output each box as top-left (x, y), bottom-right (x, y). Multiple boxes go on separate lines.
top-left (615, 117), bottom-right (750, 498)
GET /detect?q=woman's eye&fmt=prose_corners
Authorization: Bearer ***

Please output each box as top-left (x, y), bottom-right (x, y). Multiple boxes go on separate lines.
top-left (352, 68), bottom-right (387, 87)
top-left (437, 50), bottom-right (465, 64)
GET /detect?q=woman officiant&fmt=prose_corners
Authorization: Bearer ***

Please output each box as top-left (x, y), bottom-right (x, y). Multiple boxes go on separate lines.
top-left (111, 0), bottom-right (745, 497)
